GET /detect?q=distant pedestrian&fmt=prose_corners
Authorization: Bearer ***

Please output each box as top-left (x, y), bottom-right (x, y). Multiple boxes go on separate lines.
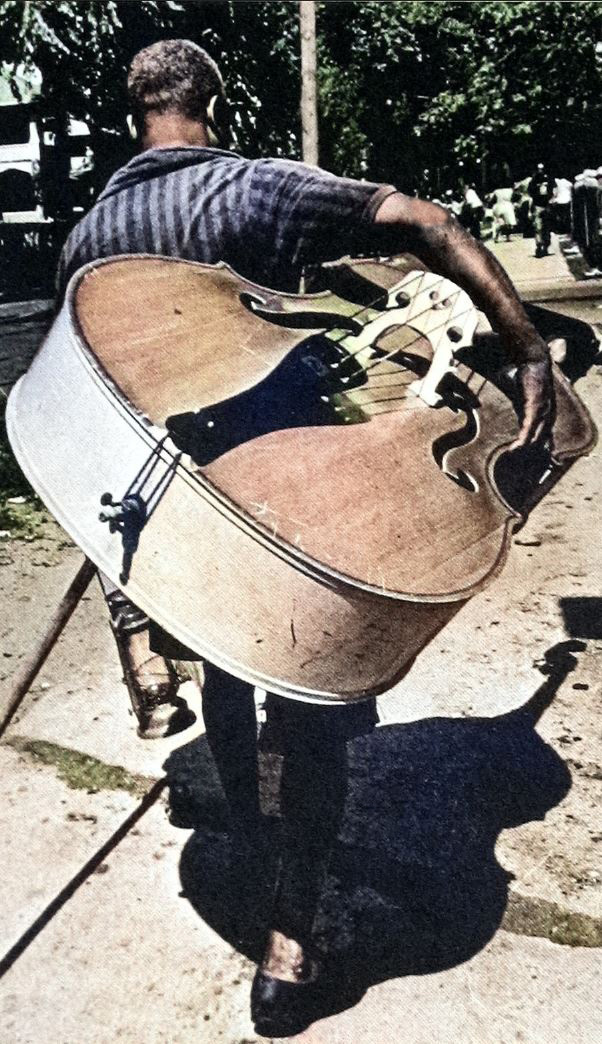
top-left (528, 163), bottom-right (554, 257)
top-left (415, 167), bottom-right (432, 199)
top-left (551, 176), bottom-right (572, 235)
top-left (442, 188), bottom-right (463, 219)
top-left (511, 178), bottom-right (531, 237)
top-left (576, 168), bottom-right (602, 278)
top-left (462, 183), bottom-right (485, 239)
top-left (488, 186), bottom-right (517, 242)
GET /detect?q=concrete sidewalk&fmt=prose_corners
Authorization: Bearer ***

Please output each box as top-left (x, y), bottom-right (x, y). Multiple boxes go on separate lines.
top-left (488, 232), bottom-right (602, 304)
top-left (3, 427), bottom-right (602, 1042)
top-left (1, 255), bottom-right (602, 1041)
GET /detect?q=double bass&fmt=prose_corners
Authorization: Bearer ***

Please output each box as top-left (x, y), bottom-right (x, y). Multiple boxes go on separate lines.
top-left (6, 255), bottom-right (596, 702)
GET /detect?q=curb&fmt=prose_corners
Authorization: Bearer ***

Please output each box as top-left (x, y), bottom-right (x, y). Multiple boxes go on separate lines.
top-left (517, 279), bottom-right (602, 304)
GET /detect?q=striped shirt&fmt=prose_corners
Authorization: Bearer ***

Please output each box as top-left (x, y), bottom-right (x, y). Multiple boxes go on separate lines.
top-left (57, 146), bottom-right (396, 298)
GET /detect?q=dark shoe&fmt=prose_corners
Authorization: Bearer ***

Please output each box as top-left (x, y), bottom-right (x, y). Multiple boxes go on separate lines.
top-left (251, 967), bottom-right (322, 1037)
top-left (106, 591), bottom-right (195, 738)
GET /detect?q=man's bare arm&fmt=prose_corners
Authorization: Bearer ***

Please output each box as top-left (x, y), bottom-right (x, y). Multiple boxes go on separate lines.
top-left (373, 192), bottom-right (554, 447)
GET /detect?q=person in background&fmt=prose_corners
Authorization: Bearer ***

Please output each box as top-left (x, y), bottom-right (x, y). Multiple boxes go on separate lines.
top-left (551, 174), bottom-right (573, 236)
top-left (570, 170), bottom-right (587, 258)
top-left (528, 162), bottom-right (555, 257)
top-left (442, 187), bottom-right (464, 219)
top-left (570, 169), bottom-right (602, 277)
top-left (488, 185), bottom-right (517, 243)
top-left (581, 167), bottom-right (602, 278)
top-left (511, 177), bottom-right (532, 237)
top-left (414, 167), bottom-right (432, 199)
top-left (461, 183), bottom-right (485, 239)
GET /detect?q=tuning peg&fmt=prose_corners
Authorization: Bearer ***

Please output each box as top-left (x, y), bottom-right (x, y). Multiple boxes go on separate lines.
top-left (99, 493), bottom-right (146, 533)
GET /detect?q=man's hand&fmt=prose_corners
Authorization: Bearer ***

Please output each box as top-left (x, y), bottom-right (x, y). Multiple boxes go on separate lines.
top-left (372, 192), bottom-right (558, 452)
top-left (509, 355), bottom-right (555, 450)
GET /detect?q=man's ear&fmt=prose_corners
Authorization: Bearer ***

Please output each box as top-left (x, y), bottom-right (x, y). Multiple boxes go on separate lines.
top-left (126, 114), bottom-right (138, 141)
top-left (206, 94), bottom-right (230, 147)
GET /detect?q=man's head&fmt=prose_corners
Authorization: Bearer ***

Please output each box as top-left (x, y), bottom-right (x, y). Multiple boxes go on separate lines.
top-left (127, 39), bottom-right (228, 147)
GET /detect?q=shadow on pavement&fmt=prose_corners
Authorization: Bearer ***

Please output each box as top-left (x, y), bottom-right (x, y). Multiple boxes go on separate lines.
top-left (560, 597), bottom-right (602, 640)
top-left (524, 302), bottom-right (600, 382)
top-left (164, 640), bottom-right (583, 1022)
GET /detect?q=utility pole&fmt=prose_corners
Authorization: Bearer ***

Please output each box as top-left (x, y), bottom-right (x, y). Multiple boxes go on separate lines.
top-left (299, 0), bottom-right (318, 166)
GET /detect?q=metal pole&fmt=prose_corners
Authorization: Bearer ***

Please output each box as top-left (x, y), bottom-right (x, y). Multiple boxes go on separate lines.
top-left (299, 0), bottom-right (319, 166)
top-left (0, 556), bottom-right (96, 739)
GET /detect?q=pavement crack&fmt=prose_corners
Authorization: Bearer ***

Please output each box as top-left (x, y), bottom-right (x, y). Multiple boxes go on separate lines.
top-left (0, 776), bottom-right (167, 980)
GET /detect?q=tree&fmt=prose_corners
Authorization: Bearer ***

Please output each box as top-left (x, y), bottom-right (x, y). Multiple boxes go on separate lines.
top-left (300, 0), bottom-right (319, 165)
top-left (316, 1), bottom-right (602, 188)
top-left (1, 0), bottom-right (600, 195)
top-left (408, 1), bottom-right (602, 186)
top-left (0, 0), bottom-right (301, 191)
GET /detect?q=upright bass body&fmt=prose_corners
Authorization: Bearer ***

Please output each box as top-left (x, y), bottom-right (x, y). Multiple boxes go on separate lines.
top-left (6, 256), bottom-right (595, 702)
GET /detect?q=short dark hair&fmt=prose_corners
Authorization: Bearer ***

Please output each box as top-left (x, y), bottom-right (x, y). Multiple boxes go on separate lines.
top-left (128, 39), bottom-right (224, 128)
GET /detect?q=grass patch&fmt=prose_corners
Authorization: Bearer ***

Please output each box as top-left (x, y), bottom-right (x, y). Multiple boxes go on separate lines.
top-left (8, 737), bottom-right (157, 797)
top-left (0, 498), bottom-right (48, 540)
top-left (0, 393), bottom-right (48, 539)
top-left (503, 891), bottom-right (602, 947)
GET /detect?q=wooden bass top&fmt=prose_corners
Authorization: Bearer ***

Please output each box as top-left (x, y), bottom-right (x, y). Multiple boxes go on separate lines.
top-left (72, 256), bottom-right (596, 601)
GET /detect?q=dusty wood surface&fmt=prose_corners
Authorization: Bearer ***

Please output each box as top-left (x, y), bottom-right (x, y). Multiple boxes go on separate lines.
top-left (76, 257), bottom-right (595, 598)
top-left (5, 256), bottom-right (597, 700)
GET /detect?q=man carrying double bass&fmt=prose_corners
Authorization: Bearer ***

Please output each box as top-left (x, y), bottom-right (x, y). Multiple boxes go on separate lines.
top-left (57, 40), bottom-right (555, 1037)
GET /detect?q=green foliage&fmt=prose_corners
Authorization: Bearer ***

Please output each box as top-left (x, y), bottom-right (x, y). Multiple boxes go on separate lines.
top-left (316, 0), bottom-right (602, 187)
top-left (0, 395), bottom-right (46, 538)
top-left (317, 1), bottom-right (424, 181)
top-left (0, 0), bottom-right (300, 160)
top-left (0, 1), bottom-right (600, 189)
top-left (1, 394), bottom-right (32, 500)
top-left (405, 1), bottom-right (602, 185)
top-left (0, 1), bottom-right (181, 119)
top-left (0, 497), bottom-right (47, 540)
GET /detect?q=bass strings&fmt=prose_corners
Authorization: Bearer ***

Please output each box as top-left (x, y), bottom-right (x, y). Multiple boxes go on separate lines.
top-left (321, 272), bottom-right (473, 383)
